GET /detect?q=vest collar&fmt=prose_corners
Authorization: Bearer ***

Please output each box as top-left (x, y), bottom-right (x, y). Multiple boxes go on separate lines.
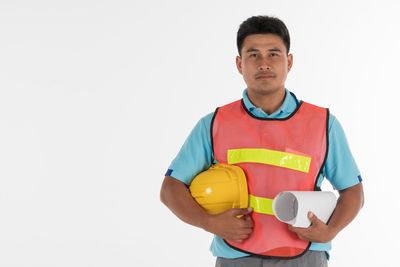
top-left (242, 88), bottom-right (298, 119)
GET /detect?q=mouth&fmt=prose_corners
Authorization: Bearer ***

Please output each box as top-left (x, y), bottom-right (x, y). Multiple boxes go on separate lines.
top-left (255, 73), bottom-right (275, 80)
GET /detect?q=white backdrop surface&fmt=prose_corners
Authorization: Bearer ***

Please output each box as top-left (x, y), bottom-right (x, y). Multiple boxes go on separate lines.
top-left (0, 0), bottom-right (398, 266)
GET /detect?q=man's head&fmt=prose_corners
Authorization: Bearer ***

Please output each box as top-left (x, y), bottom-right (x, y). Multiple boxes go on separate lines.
top-left (236, 16), bottom-right (293, 98)
top-left (237, 16), bottom-right (290, 56)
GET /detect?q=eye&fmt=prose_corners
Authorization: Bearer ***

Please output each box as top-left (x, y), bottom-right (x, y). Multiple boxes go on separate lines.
top-left (270, 53), bottom-right (277, 57)
top-left (250, 54), bottom-right (257, 58)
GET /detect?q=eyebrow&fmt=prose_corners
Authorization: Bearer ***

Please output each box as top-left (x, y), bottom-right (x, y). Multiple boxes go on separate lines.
top-left (246, 48), bottom-right (282, 53)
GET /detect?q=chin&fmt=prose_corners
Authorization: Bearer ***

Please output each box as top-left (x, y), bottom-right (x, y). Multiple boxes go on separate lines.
top-left (251, 86), bottom-right (282, 96)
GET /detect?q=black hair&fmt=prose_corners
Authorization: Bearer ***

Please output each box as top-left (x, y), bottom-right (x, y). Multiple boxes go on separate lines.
top-left (237, 16), bottom-right (290, 56)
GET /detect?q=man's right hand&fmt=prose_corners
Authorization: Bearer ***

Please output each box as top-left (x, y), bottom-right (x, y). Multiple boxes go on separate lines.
top-left (205, 207), bottom-right (254, 243)
top-left (161, 176), bottom-right (254, 243)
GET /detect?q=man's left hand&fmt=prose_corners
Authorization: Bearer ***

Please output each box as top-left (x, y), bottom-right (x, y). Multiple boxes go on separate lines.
top-left (288, 212), bottom-right (336, 243)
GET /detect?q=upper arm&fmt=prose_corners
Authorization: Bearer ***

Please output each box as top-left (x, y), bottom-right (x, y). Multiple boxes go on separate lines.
top-left (323, 115), bottom-right (362, 190)
top-left (165, 112), bottom-right (215, 186)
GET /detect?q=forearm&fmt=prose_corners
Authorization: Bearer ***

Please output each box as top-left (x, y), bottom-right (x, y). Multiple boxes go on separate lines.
top-left (160, 175), bottom-right (211, 230)
top-left (327, 182), bottom-right (364, 239)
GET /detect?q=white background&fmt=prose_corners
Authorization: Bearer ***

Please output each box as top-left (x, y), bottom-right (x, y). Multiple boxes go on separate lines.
top-left (0, 0), bottom-right (398, 266)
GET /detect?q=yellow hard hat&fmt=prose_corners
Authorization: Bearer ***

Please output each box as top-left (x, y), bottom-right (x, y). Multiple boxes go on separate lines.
top-left (189, 164), bottom-right (248, 214)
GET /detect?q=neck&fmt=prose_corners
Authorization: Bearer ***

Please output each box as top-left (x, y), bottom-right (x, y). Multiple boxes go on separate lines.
top-left (247, 88), bottom-right (286, 115)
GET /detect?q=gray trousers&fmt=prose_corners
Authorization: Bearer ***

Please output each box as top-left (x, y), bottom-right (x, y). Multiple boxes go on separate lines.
top-left (215, 251), bottom-right (327, 267)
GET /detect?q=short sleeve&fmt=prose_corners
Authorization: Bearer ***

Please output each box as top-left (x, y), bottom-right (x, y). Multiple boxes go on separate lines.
top-left (322, 114), bottom-right (362, 190)
top-left (165, 112), bottom-right (215, 185)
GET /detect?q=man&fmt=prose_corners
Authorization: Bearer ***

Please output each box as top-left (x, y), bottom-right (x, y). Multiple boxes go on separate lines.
top-left (160, 16), bottom-right (364, 267)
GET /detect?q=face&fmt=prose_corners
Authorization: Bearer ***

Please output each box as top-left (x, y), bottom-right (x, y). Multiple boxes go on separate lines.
top-left (236, 34), bottom-right (293, 96)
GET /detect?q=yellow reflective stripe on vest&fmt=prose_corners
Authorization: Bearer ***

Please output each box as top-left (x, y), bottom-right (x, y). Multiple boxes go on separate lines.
top-left (227, 148), bottom-right (311, 173)
top-left (249, 195), bottom-right (274, 215)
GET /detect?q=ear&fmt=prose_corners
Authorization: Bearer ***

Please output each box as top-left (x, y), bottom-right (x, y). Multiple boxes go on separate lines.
top-left (287, 54), bottom-right (293, 72)
top-left (236, 56), bottom-right (243, 74)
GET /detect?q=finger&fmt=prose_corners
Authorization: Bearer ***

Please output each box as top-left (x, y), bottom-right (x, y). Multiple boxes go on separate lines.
top-left (231, 207), bottom-right (253, 217)
top-left (238, 233), bottom-right (252, 242)
top-left (231, 231), bottom-right (252, 243)
top-left (289, 226), bottom-right (308, 237)
top-left (288, 224), bottom-right (302, 233)
top-left (229, 238), bottom-right (244, 243)
top-left (296, 233), bottom-right (306, 241)
top-left (240, 218), bottom-right (254, 228)
top-left (244, 228), bottom-right (253, 235)
top-left (308, 212), bottom-right (323, 226)
top-left (242, 215), bottom-right (254, 226)
top-left (239, 222), bottom-right (253, 229)
top-left (238, 228), bottom-right (253, 235)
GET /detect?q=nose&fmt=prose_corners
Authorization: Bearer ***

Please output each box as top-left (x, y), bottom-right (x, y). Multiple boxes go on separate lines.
top-left (258, 57), bottom-right (271, 71)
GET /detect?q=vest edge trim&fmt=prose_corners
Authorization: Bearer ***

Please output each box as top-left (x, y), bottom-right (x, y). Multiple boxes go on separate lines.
top-left (314, 108), bottom-right (330, 191)
top-left (222, 239), bottom-right (312, 260)
top-left (240, 99), bottom-right (304, 121)
top-left (210, 107), bottom-right (219, 163)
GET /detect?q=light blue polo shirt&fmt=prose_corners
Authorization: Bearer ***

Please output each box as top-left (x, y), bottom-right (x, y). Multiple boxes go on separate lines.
top-left (166, 89), bottom-right (362, 259)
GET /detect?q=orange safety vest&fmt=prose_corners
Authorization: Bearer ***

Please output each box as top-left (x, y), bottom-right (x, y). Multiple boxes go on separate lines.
top-left (212, 98), bottom-right (329, 259)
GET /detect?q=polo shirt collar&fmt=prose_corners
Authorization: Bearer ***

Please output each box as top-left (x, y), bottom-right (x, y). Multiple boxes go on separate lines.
top-left (242, 88), bottom-right (297, 118)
